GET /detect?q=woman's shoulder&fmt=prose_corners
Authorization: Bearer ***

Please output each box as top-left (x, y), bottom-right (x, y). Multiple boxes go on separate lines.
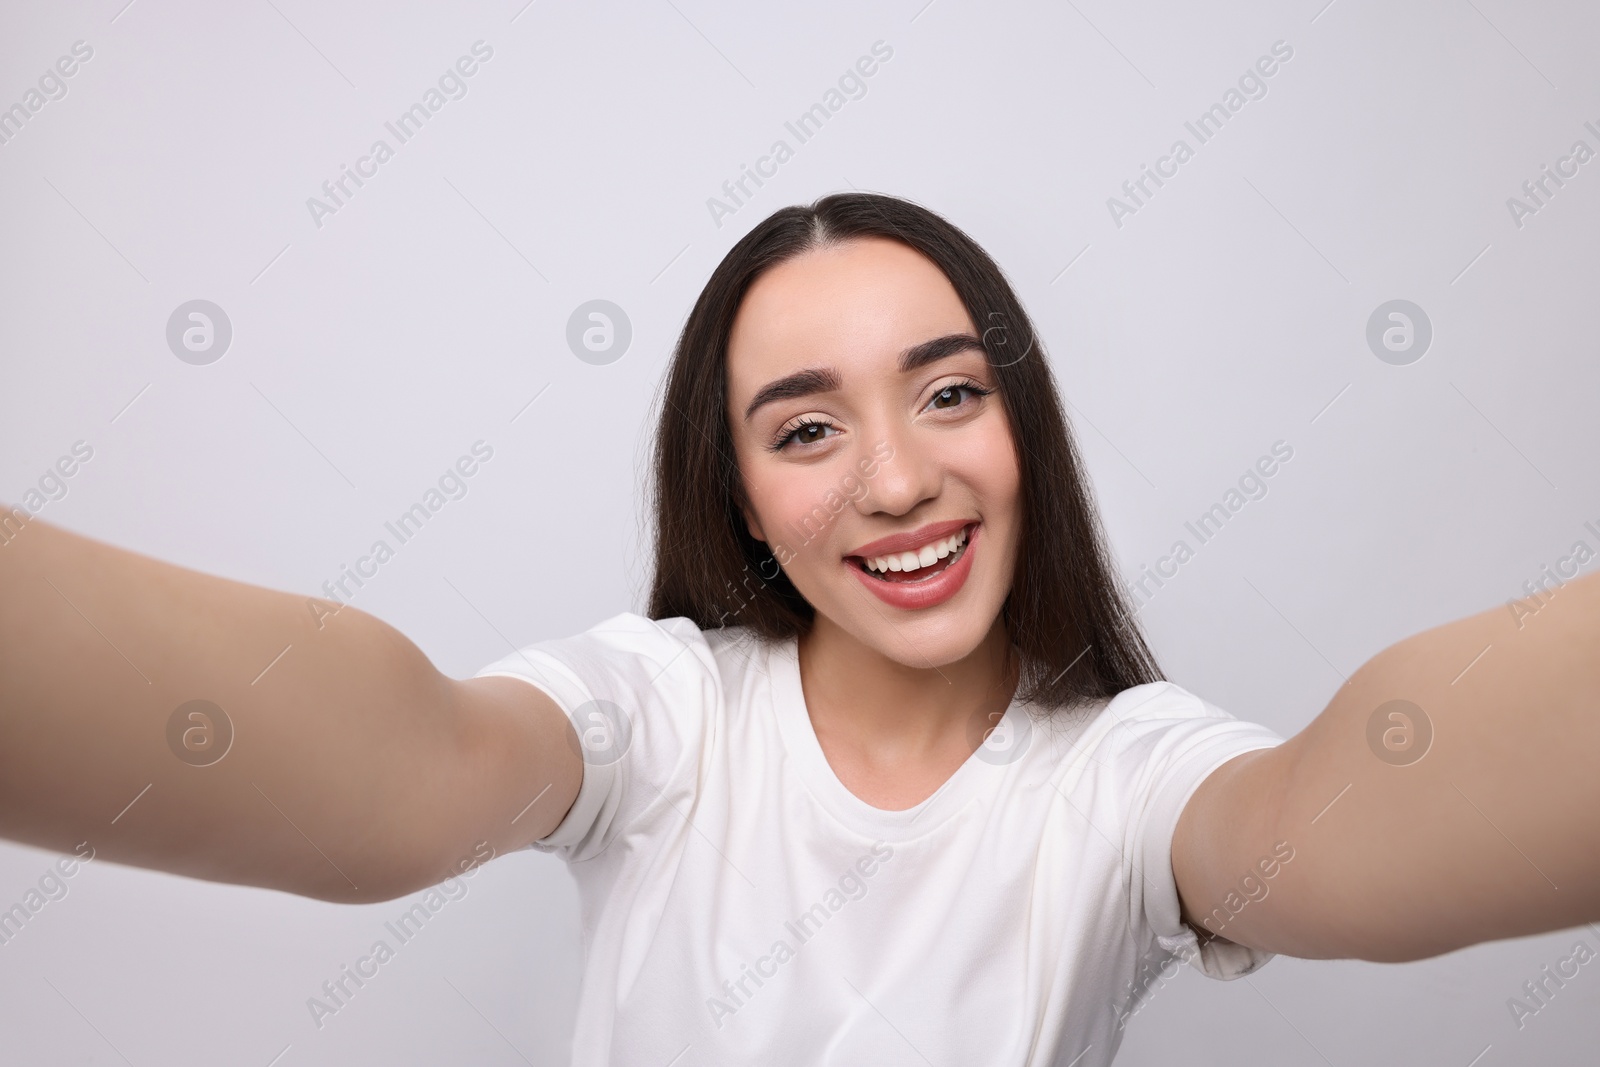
top-left (472, 610), bottom-right (783, 703)
top-left (1045, 680), bottom-right (1264, 731)
top-left (1096, 680), bottom-right (1282, 739)
top-left (559, 610), bottom-right (783, 671)
top-left (1043, 681), bottom-right (1285, 802)
top-left (1023, 680), bottom-right (1283, 783)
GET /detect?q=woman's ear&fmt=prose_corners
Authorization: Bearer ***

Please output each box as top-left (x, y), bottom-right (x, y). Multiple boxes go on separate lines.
top-left (742, 504), bottom-right (767, 544)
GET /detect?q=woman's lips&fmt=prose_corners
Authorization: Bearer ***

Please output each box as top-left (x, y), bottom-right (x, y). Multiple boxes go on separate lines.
top-left (845, 522), bottom-right (980, 611)
top-left (844, 518), bottom-right (972, 560)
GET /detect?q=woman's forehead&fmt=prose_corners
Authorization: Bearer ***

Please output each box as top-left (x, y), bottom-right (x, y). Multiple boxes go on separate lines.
top-left (726, 238), bottom-right (976, 384)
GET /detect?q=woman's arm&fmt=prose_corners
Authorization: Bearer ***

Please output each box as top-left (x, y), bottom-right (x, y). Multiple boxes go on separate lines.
top-left (0, 513), bottom-right (582, 903)
top-left (1172, 570), bottom-right (1600, 962)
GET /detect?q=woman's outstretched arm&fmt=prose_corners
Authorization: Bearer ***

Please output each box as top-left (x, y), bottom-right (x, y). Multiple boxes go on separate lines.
top-left (1172, 570), bottom-right (1600, 962)
top-left (0, 512), bottom-right (582, 904)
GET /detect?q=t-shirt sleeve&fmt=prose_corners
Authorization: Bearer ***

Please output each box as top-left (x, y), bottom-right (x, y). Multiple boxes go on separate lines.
top-left (1100, 680), bottom-right (1288, 980)
top-left (470, 612), bottom-right (721, 864)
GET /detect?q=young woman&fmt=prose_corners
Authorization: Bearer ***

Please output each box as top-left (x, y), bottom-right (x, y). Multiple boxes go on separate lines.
top-left (1, 193), bottom-right (1596, 1065)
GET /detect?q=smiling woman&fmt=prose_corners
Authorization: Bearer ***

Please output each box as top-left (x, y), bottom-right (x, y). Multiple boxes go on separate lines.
top-left (461, 195), bottom-right (1292, 1062)
top-left (2, 192), bottom-right (1598, 1067)
top-left (651, 195), bottom-right (1162, 710)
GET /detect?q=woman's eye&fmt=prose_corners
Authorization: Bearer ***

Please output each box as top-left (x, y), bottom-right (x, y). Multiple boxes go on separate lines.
top-left (773, 420), bottom-right (838, 451)
top-left (793, 423), bottom-right (830, 444)
top-left (927, 381), bottom-right (989, 411)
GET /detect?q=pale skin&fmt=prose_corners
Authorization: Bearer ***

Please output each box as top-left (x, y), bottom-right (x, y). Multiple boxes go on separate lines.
top-left (0, 236), bottom-right (1595, 976)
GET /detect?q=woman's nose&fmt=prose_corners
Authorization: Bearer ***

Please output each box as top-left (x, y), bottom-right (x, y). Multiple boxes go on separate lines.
top-left (854, 429), bottom-right (939, 517)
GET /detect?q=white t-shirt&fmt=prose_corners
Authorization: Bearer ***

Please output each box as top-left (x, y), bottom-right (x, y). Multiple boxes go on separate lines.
top-left (475, 612), bottom-right (1286, 1066)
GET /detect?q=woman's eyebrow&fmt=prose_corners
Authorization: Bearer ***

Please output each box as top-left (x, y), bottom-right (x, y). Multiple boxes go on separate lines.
top-left (899, 332), bottom-right (987, 374)
top-left (742, 366), bottom-right (842, 424)
top-left (741, 332), bottom-right (986, 423)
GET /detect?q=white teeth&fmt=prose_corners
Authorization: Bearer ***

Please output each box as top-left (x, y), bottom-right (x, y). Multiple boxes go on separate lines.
top-left (863, 527), bottom-right (969, 575)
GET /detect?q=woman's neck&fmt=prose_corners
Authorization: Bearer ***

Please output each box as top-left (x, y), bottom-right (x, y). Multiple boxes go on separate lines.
top-left (795, 613), bottom-right (1019, 809)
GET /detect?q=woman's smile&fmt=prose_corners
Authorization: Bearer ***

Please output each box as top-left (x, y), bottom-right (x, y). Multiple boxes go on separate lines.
top-left (842, 517), bottom-right (983, 613)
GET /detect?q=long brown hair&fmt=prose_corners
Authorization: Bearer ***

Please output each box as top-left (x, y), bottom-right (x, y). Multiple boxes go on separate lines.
top-left (646, 192), bottom-right (1163, 709)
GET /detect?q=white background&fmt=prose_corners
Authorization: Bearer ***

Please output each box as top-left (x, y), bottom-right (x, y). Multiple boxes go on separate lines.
top-left (2, 0), bottom-right (1598, 1063)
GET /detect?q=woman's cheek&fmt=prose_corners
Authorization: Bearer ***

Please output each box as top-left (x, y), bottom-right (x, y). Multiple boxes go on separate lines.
top-left (950, 425), bottom-right (1018, 500)
top-left (752, 473), bottom-right (827, 561)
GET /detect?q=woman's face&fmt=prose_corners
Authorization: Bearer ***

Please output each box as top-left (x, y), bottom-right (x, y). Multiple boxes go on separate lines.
top-left (726, 235), bottom-right (1022, 668)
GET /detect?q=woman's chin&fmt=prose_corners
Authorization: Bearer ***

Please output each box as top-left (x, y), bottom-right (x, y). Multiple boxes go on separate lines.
top-left (830, 599), bottom-right (1004, 671)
